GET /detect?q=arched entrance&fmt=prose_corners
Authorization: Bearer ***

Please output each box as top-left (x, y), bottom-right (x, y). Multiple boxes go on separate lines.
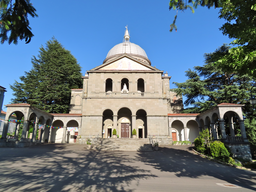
top-left (102, 109), bottom-right (113, 138)
top-left (136, 109), bottom-right (147, 138)
top-left (5, 111), bottom-right (24, 140)
top-left (118, 108), bottom-right (132, 138)
top-left (171, 120), bottom-right (184, 141)
top-left (187, 120), bottom-right (199, 142)
top-left (51, 120), bottom-right (64, 143)
top-left (67, 120), bottom-right (79, 143)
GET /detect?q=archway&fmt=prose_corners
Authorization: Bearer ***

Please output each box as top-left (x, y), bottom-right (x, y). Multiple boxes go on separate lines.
top-left (102, 109), bottom-right (113, 138)
top-left (4, 111), bottom-right (24, 140)
top-left (51, 120), bottom-right (64, 143)
top-left (171, 120), bottom-right (184, 141)
top-left (67, 120), bottom-right (79, 143)
top-left (187, 120), bottom-right (199, 142)
top-left (223, 111), bottom-right (241, 137)
top-left (118, 108), bottom-right (132, 138)
top-left (136, 109), bottom-right (147, 138)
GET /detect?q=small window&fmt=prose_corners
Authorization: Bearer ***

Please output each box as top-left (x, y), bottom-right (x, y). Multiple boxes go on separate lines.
top-left (137, 78), bottom-right (144, 92)
top-left (105, 79), bottom-right (113, 92)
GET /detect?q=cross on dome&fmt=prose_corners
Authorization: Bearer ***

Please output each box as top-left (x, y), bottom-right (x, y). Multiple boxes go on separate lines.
top-left (124, 26), bottom-right (130, 41)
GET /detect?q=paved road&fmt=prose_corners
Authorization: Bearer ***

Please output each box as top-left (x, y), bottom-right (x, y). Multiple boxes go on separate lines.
top-left (0, 144), bottom-right (256, 192)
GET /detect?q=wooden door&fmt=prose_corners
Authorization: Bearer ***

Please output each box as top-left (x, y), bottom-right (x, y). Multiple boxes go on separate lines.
top-left (121, 123), bottom-right (129, 138)
top-left (172, 132), bottom-right (177, 141)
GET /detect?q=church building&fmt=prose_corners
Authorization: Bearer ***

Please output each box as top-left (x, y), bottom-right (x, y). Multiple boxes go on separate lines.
top-left (0, 28), bottom-right (252, 160)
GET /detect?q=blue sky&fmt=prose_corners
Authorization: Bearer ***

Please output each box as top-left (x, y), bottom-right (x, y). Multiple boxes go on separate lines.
top-left (0, 0), bottom-right (232, 111)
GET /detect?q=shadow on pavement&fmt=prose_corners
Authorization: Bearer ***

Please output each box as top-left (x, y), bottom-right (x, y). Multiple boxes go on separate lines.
top-left (0, 144), bottom-right (156, 191)
top-left (137, 146), bottom-right (256, 191)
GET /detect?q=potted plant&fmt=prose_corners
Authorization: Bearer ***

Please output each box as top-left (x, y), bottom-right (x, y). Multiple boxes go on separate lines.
top-left (132, 129), bottom-right (137, 138)
top-left (112, 129), bottom-right (117, 138)
top-left (87, 138), bottom-right (92, 149)
top-left (153, 141), bottom-right (159, 150)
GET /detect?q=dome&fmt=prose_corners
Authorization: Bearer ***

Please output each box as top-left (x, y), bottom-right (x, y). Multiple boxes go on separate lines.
top-left (104, 27), bottom-right (150, 65)
top-left (106, 42), bottom-right (148, 59)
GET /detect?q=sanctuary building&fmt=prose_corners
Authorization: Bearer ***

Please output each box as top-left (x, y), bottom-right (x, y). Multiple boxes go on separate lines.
top-left (0, 28), bottom-right (252, 159)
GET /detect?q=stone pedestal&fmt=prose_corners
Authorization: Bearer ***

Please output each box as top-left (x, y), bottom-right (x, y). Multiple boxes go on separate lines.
top-left (226, 143), bottom-right (252, 161)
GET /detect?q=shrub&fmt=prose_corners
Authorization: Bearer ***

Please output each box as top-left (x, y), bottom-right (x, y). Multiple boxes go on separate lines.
top-left (194, 137), bottom-right (206, 153)
top-left (132, 129), bottom-right (136, 135)
top-left (210, 141), bottom-right (230, 162)
top-left (87, 139), bottom-right (91, 145)
top-left (113, 129), bottom-right (117, 135)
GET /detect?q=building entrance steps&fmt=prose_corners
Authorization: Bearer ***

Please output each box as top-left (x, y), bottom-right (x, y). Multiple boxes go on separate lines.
top-left (91, 138), bottom-right (153, 151)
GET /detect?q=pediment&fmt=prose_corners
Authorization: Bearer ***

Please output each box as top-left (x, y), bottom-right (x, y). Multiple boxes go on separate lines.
top-left (90, 55), bottom-right (160, 72)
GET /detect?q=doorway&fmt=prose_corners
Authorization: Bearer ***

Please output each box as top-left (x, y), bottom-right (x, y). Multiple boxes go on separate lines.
top-left (108, 128), bottom-right (112, 138)
top-left (139, 128), bottom-right (143, 138)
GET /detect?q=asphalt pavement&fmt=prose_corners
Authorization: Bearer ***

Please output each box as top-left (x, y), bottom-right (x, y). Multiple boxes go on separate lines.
top-left (0, 144), bottom-right (256, 192)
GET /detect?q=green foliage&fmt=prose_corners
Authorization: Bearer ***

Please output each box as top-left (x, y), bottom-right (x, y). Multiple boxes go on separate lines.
top-left (87, 139), bottom-right (91, 145)
top-left (210, 141), bottom-right (230, 162)
top-left (174, 45), bottom-right (256, 113)
top-left (0, 0), bottom-right (38, 44)
top-left (10, 38), bottom-right (82, 113)
top-left (132, 129), bottom-right (136, 135)
top-left (169, 0), bottom-right (256, 78)
top-left (194, 129), bottom-right (211, 154)
top-left (112, 129), bottom-right (117, 135)
top-left (244, 117), bottom-right (256, 147)
top-left (194, 137), bottom-right (206, 153)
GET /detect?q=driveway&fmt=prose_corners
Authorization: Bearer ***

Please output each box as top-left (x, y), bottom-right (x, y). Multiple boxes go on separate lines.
top-left (0, 144), bottom-right (255, 192)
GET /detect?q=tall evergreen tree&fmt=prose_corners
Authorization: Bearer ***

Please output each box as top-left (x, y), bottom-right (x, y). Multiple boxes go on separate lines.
top-left (10, 38), bottom-right (82, 113)
top-left (173, 45), bottom-right (256, 114)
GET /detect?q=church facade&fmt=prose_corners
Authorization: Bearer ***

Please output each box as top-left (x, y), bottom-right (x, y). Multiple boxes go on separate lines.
top-left (68, 28), bottom-right (182, 143)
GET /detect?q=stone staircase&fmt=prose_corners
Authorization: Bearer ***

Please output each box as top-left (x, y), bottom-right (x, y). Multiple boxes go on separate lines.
top-left (91, 138), bottom-right (153, 151)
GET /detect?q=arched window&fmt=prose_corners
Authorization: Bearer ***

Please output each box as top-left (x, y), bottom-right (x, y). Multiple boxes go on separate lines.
top-left (121, 78), bottom-right (129, 91)
top-left (105, 78), bottom-right (113, 92)
top-left (137, 78), bottom-right (144, 92)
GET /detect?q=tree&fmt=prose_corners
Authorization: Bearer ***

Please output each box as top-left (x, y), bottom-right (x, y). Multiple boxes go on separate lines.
top-left (173, 45), bottom-right (256, 114)
top-left (10, 38), bottom-right (83, 113)
top-left (169, 0), bottom-right (256, 77)
top-left (0, 0), bottom-right (37, 44)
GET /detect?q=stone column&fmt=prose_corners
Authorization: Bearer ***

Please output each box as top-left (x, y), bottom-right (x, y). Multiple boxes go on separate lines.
top-left (210, 123), bottom-right (217, 140)
top-left (48, 125), bottom-right (52, 143)
top-left (184, 127), bottom-right (188, 141)
top-left (32, 120), bottom-right (38, 143)
top-left (14, 123), bottom-right (19, 138)
top-left (229, 116), bottom-right (235, 137)
top-left (132, 115), bottom-right (136, 138)
top-left (239, 120), bottom-right (248, 142)
top-left (1, 120), bottom-right (9, 140)
top-left (219, 120), bottom-right (227, 139)
top-left (39, 125), bottom-right (45, 143)
top-left (62, 126), bottom-right (67, 143)
top-left (113, 115), bottom-right (117, 135)
top-left (21, 120), bottom-right (29, 141)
